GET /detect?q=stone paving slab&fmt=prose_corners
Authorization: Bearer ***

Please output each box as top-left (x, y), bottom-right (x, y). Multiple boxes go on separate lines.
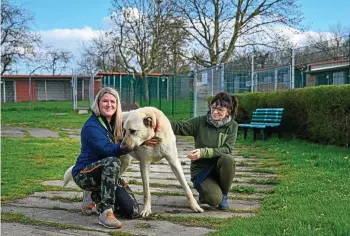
top-left (2, 206), bottom-right (214, 236)
top-left (43, 178), bottom-right (274, 193)
top-left (122, 171), bottom-right (273, 181)
top-left (32, 190), bottom-right (266, 201)
top-left (1, 223), bottom-right (111, 236)
top-left (1, 126), bottom-right (60, 138)
top-left (9, 194), bottom-right (259, 215)
top-left (126, 163), bottom-right (258, 173)
top-left (121, 176), bottom-right (275, 191)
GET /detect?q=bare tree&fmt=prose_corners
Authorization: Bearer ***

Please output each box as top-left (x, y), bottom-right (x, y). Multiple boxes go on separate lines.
top-left (110, 0), bottom-right (175, 100)
top-left (77, 32), bottom-right (124, 75)
top-left (77, 42), bottom-right (100, 76)
top-left (153, 16), bottom-right (192, 74)
top-left (170, 0), bottom-right (303, 67)
top-left (295, 23), bottom-right (350, 66)
top-left (42, 47), bottom-right (73, 75)
top-left (1, 0), bottom-right (41, 74)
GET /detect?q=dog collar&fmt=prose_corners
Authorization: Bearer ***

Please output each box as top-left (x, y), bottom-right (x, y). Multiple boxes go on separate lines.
top-left (154, 121), bottom-right (159, 133)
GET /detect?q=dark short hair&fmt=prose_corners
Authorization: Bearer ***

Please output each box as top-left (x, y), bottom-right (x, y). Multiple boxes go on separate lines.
top-left (210, 92), bottom-right (239, 118)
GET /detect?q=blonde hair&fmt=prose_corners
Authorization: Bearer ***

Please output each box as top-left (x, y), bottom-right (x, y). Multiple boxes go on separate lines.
top-left (91, 87), bottom-right (123, 140)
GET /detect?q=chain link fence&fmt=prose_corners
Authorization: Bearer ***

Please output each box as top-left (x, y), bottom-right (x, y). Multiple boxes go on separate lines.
top-left (101, 73), bottom-right (194, 120)
top-left (2, 35), bottom-right (349, 119)
top-left (1, 75), bottom-right (97, 111)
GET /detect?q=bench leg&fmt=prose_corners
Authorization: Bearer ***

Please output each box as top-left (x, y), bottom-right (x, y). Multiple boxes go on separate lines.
top-left (278, 130), bottom-right (282, 139)
top-left (243, 128), bottom-right (248, 139)
top-left (253, 129), bottom-right (258, 140)
top-left (262, 129), bottom-right (271, 140)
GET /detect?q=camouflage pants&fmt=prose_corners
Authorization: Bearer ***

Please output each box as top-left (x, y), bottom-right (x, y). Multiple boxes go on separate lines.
top-left (73, 157), bottom-right (121, 213)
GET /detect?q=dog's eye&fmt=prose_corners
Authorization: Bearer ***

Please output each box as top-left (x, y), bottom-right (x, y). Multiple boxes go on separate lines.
top-left (129, 129), bottom-right (136, 135)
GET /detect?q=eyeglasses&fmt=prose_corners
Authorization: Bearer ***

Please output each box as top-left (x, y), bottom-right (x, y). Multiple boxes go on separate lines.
top-left (210, 106), bottom-right (228, 115)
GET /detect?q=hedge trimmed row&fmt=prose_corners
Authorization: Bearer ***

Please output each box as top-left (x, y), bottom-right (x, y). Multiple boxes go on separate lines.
top-left (208, 85), bottom-right (350, 147)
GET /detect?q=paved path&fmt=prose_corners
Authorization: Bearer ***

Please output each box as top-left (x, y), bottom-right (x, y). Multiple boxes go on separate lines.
top-left (1, 128), bottom-right (278, 236)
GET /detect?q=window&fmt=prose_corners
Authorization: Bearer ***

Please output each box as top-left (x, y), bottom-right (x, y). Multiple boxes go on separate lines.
top-left (333, 72), bottom-right (345, 85)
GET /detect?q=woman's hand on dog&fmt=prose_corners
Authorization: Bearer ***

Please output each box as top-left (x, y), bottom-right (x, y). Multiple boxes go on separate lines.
top-left (187, 149), bottom-right (200, 161)
top-left (144, 138), bottom-right (160, 146)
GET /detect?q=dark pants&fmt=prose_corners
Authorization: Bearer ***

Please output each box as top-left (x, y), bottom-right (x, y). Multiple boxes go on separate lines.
top-left (196, 154), bottom-right (235, 206)
top-left (73, 157), bottom-right (136, 218)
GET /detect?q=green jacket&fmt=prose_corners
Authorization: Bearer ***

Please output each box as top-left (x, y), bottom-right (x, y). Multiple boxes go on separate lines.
top-left (170, 113), bottom-right (238, 178)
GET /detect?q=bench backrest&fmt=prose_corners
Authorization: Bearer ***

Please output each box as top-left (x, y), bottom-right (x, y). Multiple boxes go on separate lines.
top-left (251, 108), bottom-right (284, 125)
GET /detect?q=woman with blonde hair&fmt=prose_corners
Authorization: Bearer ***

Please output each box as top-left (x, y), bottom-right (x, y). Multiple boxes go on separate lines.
top-left (71, 87), bottom-right (135, 229)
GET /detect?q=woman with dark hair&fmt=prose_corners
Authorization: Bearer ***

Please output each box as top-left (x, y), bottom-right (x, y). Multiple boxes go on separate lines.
top-left (170, 92), bottom-right (239, 210)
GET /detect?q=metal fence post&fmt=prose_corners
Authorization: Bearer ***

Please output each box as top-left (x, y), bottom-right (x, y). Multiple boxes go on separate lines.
top-left (158, 76), bottom-right (161, 109)
top-left (220, 63), bottom-right (225, 91)
top-left (211, 67), bottom-right (214, 95)
top-left (251, 55), bottom-right (254, 92)
top-left (291, 48), bottom-right (295, 89)
top-left (3, 79), bottom-right (6, 103)
top-left (72, 76), bottom-right (77, 110)
top-left (193, 71), bottom-right (197, 117)
top-left (171, 75), bottom-right (175, 118)
top-left (29, 77), bottom-right (32, 108)
top-left (274, 69), bottom-right (278, 90)
top-left (119, 74), bottom-right (122, 99)
top-left (90, 75), bottom-right (94, 107)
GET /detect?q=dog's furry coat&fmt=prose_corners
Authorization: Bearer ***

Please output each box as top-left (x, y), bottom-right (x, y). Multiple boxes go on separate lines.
top-left (63, 107), bottom-right (203, 217)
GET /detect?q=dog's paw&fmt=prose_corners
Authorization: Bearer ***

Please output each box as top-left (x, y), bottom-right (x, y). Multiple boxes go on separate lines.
top-left (140, 206), bottom-right (152, 217)
top-left (190, 202), bottom-right (204, 213)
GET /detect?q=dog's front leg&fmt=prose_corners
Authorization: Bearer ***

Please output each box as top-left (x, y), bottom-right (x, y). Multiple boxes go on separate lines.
top-left (119, 154), bottom-right (132, 177)
top-left (139, 159), bottom-right (152, 217)
top-left (165, 152), bottom-right (204, 213)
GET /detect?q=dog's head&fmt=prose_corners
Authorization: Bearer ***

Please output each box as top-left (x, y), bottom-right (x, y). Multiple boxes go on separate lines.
top-left (120, 109), bottom-right (157, 151)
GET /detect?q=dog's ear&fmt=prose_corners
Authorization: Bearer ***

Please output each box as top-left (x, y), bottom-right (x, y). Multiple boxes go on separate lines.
top-left (143, 117), bottom-right (153, 128)
top-left (142, 110), bottom-right (157, 128)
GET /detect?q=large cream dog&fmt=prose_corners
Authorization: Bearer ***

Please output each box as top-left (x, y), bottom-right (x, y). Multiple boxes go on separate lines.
top-left (63, 107), bottom-right (203, 217)
top-left (120, 107), bottom-right (203, 217)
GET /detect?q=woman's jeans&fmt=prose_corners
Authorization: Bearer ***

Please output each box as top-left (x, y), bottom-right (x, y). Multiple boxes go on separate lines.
top-left (196, 154), bottom-right (235, 206)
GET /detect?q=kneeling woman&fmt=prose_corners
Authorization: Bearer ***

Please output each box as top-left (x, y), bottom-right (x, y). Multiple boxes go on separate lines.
top-left (72, 87), bottom-right (137, 229)
top-left (170, 92), bottom-right (238, 209)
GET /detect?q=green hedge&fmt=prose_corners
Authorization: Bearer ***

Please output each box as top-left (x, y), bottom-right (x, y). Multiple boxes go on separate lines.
top-left (208, 85), bottom-right (350, 147)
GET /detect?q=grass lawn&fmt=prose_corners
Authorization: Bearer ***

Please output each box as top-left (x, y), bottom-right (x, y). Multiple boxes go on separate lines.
top-left (1, 103), bottom-right (350, 235)
top-left (1, 100), bottom-right (193, 130)
top-left (212, 136), bottom-right (350, 236)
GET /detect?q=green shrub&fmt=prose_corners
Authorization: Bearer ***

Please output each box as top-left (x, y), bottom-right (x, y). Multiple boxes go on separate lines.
top-left (208, 85), bottom-right (350, 147)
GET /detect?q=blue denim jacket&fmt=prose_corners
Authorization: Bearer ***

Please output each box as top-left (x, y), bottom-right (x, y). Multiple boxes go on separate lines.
top-left (72, 113), bottom-right (121, 177)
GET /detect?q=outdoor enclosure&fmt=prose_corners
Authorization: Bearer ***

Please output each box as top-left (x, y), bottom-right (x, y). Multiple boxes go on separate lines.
top-left (1, 35), bottom-right (349, 120)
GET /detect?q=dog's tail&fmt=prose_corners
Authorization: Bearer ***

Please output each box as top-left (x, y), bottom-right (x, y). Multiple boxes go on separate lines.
top-left (63, 165), bottom-right (74, 187)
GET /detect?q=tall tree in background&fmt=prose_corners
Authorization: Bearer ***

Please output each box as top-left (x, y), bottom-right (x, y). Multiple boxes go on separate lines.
top-left (153, 16), bottom-right (192, 74)
top-left (110, 0), bottom-right (174, 101)
top-left (170, 0), bottom-right (303, 67)
top-left (1, 0), bottom-right (41, 74)
top-left (44, 47), bottom-right (73, 75)
top-left (295, 23), bottom-right (350, 66)
top-left (77, 32), bottom-right (124, 75)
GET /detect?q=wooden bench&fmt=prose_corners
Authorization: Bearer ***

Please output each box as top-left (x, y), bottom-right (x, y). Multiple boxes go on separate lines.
top-left (239, 108), bottom-right (284, 140)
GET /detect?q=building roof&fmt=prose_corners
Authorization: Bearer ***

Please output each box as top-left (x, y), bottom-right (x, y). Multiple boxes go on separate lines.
top-left (97, 71), bottom-right (170, 77)
top-left (1, 75), bottom-right (102, 79)
top-left (308, 59), bottom-right (350, 72)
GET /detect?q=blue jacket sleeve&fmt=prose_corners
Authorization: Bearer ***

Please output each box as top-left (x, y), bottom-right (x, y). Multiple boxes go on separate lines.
top-left (82, 124), bottom-right (122, 158)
